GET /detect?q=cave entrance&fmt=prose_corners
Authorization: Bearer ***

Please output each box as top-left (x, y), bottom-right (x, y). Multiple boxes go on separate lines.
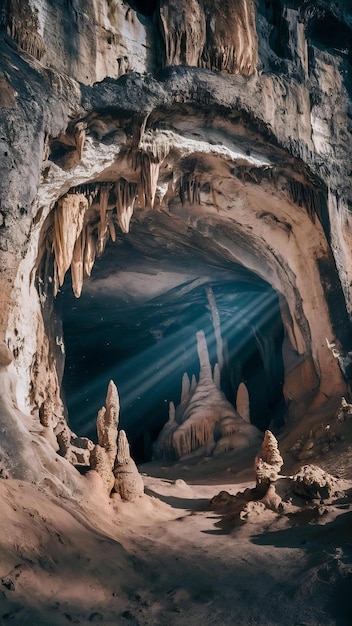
top-left (55, 211), bottom-right (286, 462)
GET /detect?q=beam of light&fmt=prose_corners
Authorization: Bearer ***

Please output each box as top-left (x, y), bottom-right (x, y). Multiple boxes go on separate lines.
top-left (65, 285), bottom-right (280, 437)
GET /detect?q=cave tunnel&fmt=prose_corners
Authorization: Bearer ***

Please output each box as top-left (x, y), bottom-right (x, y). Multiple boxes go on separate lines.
top-left (55, 212), bottom-right (286, 462)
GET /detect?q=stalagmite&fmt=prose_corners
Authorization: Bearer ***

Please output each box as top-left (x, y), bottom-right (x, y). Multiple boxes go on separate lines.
top-left (154, 330), bottom-right (260, 460)
top-left (96, 380), bottom-right (120, 468)
top-left (153, 401), bottom-right (179, 460)
top-left (159, 0), bottom-right (206, 67)
top-left (181, 372), bottom-right (191, 403)
top-left (196, 330), bottom-right (213, 381)
top-left (115, 178), bottom-right (138, 234)
top-left (114, 430), bottom-right (144, 501)
top-left (206, 286), bottom-right (224, 371)
top-left (90, 444), bottom-right (115, 495)
top-left (213, 363), bottom-right (221, 389)
top-left (255, 430), bottom-right (283, 486)
top-left (236, 382), bottom-right (250, 423)
top-left (52, 193), bottom-right (88, 287)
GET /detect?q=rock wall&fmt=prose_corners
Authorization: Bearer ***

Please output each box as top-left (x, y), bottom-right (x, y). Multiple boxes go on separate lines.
top-left (0, 0), bottom-right (352, 481)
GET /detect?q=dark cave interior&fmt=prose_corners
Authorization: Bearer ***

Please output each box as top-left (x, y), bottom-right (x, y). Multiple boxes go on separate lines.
top-left (55, 215), bottom-right (286, 462)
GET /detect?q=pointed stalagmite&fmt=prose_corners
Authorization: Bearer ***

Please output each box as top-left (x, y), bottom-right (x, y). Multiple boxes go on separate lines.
top-left (96, 380), bottom-right (120, 468)
top-left (255, 430), bottom-right (283, 486)
top-left (114, 430), bottom-right (144, 501)
top-left (181, 372), bottom-right (191, 403)
top-left (196, 330), bottom-right (213, 381)
top-left (90, 444), bottom-right (115, 495)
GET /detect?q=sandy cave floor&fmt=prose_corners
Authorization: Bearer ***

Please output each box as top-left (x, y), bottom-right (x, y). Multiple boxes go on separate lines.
top-left (1, 442), bottom-right (352, 626)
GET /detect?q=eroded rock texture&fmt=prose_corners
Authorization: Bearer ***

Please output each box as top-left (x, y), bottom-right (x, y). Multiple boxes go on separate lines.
top-left (0, 0), bottom-right (352, 484)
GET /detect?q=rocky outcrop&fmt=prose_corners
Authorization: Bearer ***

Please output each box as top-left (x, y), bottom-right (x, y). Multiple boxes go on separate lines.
top-left (292, 465), bottom-right (340, 501)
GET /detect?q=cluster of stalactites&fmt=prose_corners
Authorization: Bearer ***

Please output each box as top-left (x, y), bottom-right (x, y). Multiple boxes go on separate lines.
top-left (47, 142), bottom-right (169, 298)
top-left (158, 0), bottom-right (258, 76)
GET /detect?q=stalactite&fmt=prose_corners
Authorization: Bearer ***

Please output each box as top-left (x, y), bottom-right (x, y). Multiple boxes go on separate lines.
top-left (201, 0), bottom-right (258, 75)
top-left (179, 174), bottom-right (202, 206)
top-left (7, 18), bottom-right (46, 61)
top-left (71, 229), bottom-right (85, 298)
top-left (139, 131), bottom-right (171, 163)
top-left (288, 179), bottom-right (321, 223)
top-left (131, 151), bottom-right (160, 209)
top-left (159, 0), bottom-right (206, 67)
top-left (206, 285), bottom-right (224, 371)
top-left (107, 212), bottom-right (116, 242)
top-left (97, 184), bottom-right (111, 255)
top-left (83, 225), bottom-right (96, 277)
top-left (115, 178), bottom-right (138, 234)
top-left (52, 193), bottom-right (88, 288)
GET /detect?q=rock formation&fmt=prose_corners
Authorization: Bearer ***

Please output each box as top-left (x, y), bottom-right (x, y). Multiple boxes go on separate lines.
top-left (211, 432), bottom-right (348, 528)
top-left (113, 430), bottom-right (144, 502)
top-left (90, 380), bottom-right (143, 500)
top-left (292, 464), bottom-right (340, 501)
top-left (154, 329), bottom-right (260, 460)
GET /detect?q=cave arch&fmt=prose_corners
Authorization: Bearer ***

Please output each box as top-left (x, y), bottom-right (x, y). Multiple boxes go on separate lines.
top-left (9, 97), bottom-right (349, 463)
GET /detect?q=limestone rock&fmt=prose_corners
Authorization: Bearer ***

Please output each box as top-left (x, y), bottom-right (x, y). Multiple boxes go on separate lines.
top-left (255, 431), bottom-right (283, 486)
top-left (154, 330), bottom-right (260, 460)
top-left (113, 431), bottom-right (144, 502)
top-left (96, 380), bottom-right (120, 468)
top-left (90, 444), bottom-right (115, 496)
top-left (292, 465), bottom-right (340, 501)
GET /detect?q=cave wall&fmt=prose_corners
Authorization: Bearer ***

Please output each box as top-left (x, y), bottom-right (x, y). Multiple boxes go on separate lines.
top-left (0, 0), bottom-right (352, 481)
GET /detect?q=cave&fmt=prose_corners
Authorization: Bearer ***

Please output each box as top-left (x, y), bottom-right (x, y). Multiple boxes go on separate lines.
top-left (56, 215), bottom-right (286, 461)
top-left (1, 1), bottom-right (352, 623)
